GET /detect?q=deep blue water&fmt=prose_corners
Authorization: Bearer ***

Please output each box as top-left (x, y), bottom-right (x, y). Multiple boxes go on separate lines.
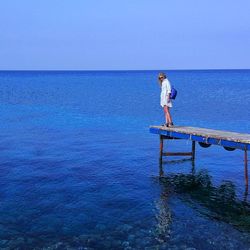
top-left (0, 70), bottom-right (250, 249)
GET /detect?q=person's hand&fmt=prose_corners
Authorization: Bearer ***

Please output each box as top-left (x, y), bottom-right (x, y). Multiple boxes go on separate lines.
top-left (167, 94), bottom-right (171, 103)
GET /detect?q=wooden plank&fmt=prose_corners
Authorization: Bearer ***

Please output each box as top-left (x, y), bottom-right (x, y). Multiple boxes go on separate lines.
top-left (150, 126), bottom-right (250, 146)
top-left (163, 152), bottom-right (193, 156)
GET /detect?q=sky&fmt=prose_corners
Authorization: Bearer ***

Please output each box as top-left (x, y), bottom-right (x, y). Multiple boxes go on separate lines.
top-left (0, 0), bottom-right (250, 70)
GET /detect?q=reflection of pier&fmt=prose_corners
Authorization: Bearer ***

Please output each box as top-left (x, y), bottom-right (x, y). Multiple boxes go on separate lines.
top-left (158, 165), bottom-right (250, 232)
top-left (150, 126), bottom-right (250, 190)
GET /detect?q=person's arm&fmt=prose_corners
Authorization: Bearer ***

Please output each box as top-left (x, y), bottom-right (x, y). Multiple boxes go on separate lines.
top-left (167, 93), bottom-right (171, 103)
top-left (165, 79), bottom-right (171, 102)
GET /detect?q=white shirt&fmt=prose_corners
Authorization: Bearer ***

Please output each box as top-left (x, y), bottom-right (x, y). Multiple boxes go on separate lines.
top-left (160, 78), bottom-right (172, 107)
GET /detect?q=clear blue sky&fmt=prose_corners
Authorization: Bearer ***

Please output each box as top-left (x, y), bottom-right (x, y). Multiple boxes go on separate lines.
top-left (0, 0), bottom-right (250, 70)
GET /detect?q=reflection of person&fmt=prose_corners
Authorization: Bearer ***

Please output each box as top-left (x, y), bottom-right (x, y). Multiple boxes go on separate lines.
top-left (158, 73), bottom-right (173, 127)
top-left (154, 193), bottom-right (172, 243)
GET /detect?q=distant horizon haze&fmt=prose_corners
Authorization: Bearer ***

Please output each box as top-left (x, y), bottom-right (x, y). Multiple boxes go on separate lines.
top-left (0, 0), bottom-right (250, 70)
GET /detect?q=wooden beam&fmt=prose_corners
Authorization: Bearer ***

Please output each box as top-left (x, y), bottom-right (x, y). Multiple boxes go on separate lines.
top-left (245, 149), bottom-right (248, 190)
top-left (163, 152), bottom-right (193, 156)
top-left (159, 136), bottom-right (163, 164)
top-left (192, 141), bottom-right (196, 161)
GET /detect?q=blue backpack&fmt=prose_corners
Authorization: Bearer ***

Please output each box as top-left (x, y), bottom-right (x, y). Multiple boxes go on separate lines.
top-left (170, 86), bottom-right (177, 100)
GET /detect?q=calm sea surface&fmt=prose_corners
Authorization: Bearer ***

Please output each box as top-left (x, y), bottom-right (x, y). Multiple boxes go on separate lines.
top-left (0, 70), bottom-right (250, 249)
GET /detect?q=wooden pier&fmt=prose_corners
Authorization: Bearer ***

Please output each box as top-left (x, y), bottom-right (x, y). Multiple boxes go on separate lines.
top-left (150, 125), bottom-right (250, 188)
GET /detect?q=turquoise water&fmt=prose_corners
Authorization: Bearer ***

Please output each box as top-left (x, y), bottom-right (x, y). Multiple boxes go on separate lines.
top-left (0, 70), bottom-right (250, 249)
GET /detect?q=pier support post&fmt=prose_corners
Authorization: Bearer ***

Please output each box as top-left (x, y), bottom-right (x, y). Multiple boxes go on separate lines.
top-left (159, 135), bottom-right (163, 165)
top-left (191, 141), bottom-right (196, 162)
top-left (159, 136), bottom-right (195, 163)
top-left (244, 148), bottom-right (248, 192)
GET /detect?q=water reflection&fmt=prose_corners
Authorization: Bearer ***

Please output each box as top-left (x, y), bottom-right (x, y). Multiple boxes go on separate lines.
top-left (158, 164), bottom-right (250, 232)
top-left (154, 192), bottom-right (172, 243)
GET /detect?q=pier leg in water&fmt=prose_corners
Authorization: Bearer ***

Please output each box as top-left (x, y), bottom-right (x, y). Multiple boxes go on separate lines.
top-left (159, 164), bottom-right (164, 177)
top-left (191, 141), bottom-right (196, 164)
top-left (159, 135), bottom-right (164, 166)
top-left (244, 148), bottom-right (248, 195)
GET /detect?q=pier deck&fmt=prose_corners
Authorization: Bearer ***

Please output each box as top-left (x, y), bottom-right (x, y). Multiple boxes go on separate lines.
top-left (150, 125), bottom-right (250, 187)
top-left (150, 126), bottom-right (250, 150)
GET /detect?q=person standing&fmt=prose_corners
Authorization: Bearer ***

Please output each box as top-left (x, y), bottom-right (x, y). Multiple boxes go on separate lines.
top-left (158, 72), bottom-right (174, 127)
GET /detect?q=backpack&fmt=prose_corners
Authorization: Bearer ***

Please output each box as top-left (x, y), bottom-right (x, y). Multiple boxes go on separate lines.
top-left (170, 86), bottom-right (177, 100)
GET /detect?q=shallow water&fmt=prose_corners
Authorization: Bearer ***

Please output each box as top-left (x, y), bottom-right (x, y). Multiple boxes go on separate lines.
top-left (0, 70), bottom-right (250, 249)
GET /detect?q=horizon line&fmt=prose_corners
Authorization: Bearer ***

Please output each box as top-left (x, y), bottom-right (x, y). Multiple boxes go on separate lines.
top-left (0, 68), bottom-right (250, 72)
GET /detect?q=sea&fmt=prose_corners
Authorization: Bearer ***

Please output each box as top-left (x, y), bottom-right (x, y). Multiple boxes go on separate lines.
top-left (0, 70), bottom-right (250, 249)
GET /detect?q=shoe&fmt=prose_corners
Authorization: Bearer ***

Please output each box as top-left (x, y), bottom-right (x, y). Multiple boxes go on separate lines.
top-left (168, 122), bottom-right (174, 127)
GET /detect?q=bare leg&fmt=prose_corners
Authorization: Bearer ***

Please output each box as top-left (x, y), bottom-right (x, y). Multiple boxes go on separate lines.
top-left (164, 106), bottom-right (173, 124)
top-left (163, 106), bottom-right (169, 124)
